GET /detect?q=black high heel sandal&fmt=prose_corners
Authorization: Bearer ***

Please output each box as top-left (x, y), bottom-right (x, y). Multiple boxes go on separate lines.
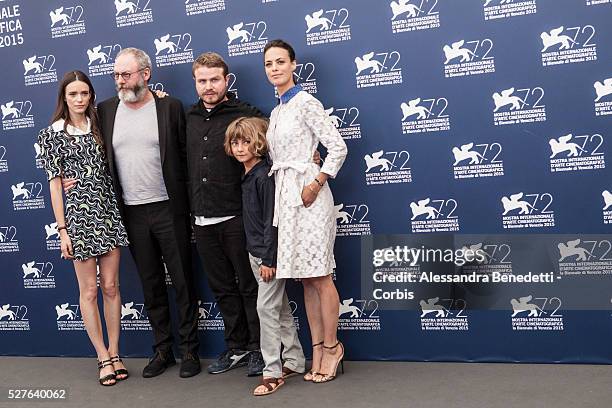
top-left (303, 341), bottom-right (324, 382)
top-left (313, 341), bottom-right (344, 383)
top-left (110, 355), bottom-right (129, 381)
top-left (98, 359), bottom-right (117, 386)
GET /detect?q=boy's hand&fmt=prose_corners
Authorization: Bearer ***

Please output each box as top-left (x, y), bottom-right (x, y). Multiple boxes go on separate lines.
top-left (62, 178), bottom-right (78, 193)
top-left (260, 265), bottom-right (276, 283)
top-left (312, 150), bottom-right (321, 166)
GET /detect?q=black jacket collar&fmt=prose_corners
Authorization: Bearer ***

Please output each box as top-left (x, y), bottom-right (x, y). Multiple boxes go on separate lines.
top-left (187, 92), bottom-right (241, 117)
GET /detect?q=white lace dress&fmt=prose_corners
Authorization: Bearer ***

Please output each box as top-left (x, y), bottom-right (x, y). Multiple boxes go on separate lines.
top-left (267, 89), bottom-right (348, 279)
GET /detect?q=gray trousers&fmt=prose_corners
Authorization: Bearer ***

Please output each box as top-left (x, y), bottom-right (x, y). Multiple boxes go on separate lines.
top-left (249, 253), bottom-right (305, 378)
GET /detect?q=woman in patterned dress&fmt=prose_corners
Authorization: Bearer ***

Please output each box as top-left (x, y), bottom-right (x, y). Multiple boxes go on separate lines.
top-left (38, 71), bottom-right (130, 386)
top-left (263, 40), bottom-right (348, 383)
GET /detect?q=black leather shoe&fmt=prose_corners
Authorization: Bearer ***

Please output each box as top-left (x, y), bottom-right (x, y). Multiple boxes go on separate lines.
top-left (179, 352), bottom-right (201, 378)
top-left (142, 350), bottom-right (176, 378)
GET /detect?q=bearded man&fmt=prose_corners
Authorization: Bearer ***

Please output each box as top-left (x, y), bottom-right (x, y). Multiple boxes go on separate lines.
top-left (97, 47), bottom-right (201, 379)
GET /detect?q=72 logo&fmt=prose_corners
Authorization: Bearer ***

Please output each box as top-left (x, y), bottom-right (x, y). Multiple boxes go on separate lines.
top-left (453, 142), bottom-right (503, 166)
top-left (549, 133), bottom-right (603, 158)
top-left (461, 242), bottom-right (511, 264)
top-left (480, 243), bottom-right (511, 264)
top-left (391, 0), bottom-right (438, 20)
top-left (443, 39), bottom-right (494, 64)
top-left (501, 192), bottom-right (553, 215)
top-left (410, 198), bottom-right (458, 220)
top-left (364, 150), bottom-right (409, 173)
top-left (493, 87), bottom-right (544, 112)
top-left (325, 106), bottom-right (359, 128)
top-left (11, 181), bottom-right (43, 200)
top-left (401, 97), bottom-right (448, 120)
top-left (335, 203), bottom-right (370, 225)
top-left (227, 73), bottom-right (238, 94)
top-left (560, 239), bottom-right (612, 262)
top-left (154, 33), bottom-right (192, 55)
top-left (226, 21), bottom-right (268, 44)
top-left (21, 261), bottom-right (54, 279)
top-left (49, 5), bottom-right (84, 27)
top-left (293, 62), bottom-right (316, 83)
top-left (0, 304), bottom-right (28, 321)
top-left (121, 302), bottom-right (146, 319)
top-left (511, 295), bottom-right (562, 317)
top-left (420, 298), bottom-right (467, 318)
top-left (22, 55), bottom-right (56, 75)
top-left (0, 226), bottom-right (17, 243)
top-left (1, 101), bottom-right (33, 120)
top-left (148, 82), bottom-right (165, 92)
top-left (87, 44), bottom-right (122, 65)
top-left (339, 298), bottom-right (379, 318)
top-left (541, 25), bottom-right (596, 52)
top-left (305, 8), bottom-right (349, 32)
top-left (198, 301), bottom-right (222, 319)
top-left (115, 0), bottom-right (151, 16)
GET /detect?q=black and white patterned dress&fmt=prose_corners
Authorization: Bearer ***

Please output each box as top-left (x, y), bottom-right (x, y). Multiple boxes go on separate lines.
top-left (38, 119), bottom-right (129, 261)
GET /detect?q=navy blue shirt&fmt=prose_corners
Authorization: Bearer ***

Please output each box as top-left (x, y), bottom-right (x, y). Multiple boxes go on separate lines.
top-left (241, 159), bottom-right (277, 267)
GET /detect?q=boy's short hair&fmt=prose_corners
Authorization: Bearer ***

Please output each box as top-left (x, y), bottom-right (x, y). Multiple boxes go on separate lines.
top-left (192, 52), bottom-right (229, 76)
top-left (224, 116), bottom-right (269, 157)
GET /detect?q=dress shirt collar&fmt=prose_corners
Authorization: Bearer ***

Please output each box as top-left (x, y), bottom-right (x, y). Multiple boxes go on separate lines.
top-left (51, 118), bottom-right (91, 135)
top-left (279, 84), bottom-right (302, 104)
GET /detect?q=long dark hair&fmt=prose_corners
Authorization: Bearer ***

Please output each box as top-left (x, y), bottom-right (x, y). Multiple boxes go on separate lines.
top-left (51, 70), bottom-right (103, 147)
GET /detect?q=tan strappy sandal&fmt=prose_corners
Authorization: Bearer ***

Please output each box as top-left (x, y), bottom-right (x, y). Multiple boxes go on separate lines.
top-left (313, 341), bottom-right (344, 384)
top-left (303, 341), bottom-right (323, 381)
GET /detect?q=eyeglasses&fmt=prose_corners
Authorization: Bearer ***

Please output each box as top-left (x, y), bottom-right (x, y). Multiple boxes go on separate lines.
top-left (111, 68), bottom-right (147, 81)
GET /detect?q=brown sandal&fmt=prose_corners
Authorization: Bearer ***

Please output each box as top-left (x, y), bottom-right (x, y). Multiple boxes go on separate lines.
top-left (303, 341), bottom-right (323, 381)
top-left (253, 377), bottom-right (284, 396)
top-left (282, 366), bottom-right (302, 379)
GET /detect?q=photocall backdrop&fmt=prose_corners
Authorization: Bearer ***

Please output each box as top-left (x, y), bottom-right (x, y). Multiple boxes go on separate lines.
top-left (0, 0), bottom-right (611, 363)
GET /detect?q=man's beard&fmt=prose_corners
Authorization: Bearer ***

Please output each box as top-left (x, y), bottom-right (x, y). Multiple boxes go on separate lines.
top-left (117, 75), bottom-right (148, 103)
top-left (201, 87), bottom-right (228, 108)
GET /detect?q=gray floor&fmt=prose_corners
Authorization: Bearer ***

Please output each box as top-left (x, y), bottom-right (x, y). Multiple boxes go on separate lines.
top-left (0, 357), bottom-right (609, 408)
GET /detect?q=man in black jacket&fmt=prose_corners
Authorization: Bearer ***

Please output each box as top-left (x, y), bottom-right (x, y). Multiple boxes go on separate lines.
top-left (186, 52), bottom-right (264, 376)
top-left (99, 48), bottom-right (200, 378)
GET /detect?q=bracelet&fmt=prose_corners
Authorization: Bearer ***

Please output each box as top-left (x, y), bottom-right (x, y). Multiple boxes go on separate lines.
top-left (57, 225), bottom-right (67, 231)
top-left (314, 177), bottom-right (324, 187)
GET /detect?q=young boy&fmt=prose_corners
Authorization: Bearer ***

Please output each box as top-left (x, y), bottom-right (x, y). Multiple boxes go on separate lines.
top-left (224, 116), bottom-right (305, 396)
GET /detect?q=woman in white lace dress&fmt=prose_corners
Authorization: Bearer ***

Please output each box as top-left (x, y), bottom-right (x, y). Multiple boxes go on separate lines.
top-left (264, 40), bottom-right (348, 384)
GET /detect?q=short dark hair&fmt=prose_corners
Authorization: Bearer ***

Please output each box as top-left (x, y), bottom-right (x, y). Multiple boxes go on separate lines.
top-left (264, 39), bottom-right (296, 61)
top-left (192, 52), bottom-right (229, 76)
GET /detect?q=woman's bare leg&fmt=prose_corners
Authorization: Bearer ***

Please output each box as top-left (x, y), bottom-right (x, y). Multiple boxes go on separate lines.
top-left (74, 258), bottom-right (115, 385)
top-left (302, 279), bottom-right (324, 378)
top-left (309, 275), bottom-right (342, 381)
top-left (98, 248), bottom-right (126, 378)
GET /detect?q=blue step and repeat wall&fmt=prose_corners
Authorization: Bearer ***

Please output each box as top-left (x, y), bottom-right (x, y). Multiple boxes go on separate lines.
top-left (1, 0), bottom-right (611, 362)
